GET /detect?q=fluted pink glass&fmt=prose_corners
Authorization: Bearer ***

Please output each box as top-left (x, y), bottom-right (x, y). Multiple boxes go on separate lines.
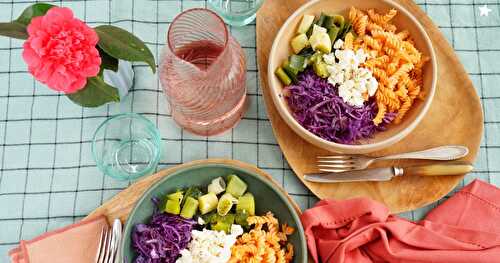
top-left (159, 8), bottom-right (247, 136)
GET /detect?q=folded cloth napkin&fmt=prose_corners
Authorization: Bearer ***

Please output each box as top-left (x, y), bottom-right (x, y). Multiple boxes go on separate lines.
top-left (9, 216), bottom-right (108, 263)
top-left (301, 179), bottom-right (500, 263)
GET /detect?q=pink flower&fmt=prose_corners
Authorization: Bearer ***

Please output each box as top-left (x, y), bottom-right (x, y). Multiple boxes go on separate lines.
top-left (22, 7), bottom-right (101, 94)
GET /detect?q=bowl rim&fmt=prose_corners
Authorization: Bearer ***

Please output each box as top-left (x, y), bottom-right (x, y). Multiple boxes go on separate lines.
top-left (267, 0), bottom-right (437, 153)
top-left (121, 162), bottom-right (308, 263)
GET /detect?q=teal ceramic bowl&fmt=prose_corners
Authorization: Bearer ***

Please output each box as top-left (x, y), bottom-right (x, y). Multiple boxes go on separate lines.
top-left (121, 163), bottom-right (308, 263)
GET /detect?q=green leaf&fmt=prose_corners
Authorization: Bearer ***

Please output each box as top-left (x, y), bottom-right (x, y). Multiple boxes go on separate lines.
top-left (97, 46), bottom-right (119, 72)
top-left (16, 3), bottom-right (56, 26)
top-left (66, 76), bottom-right (120, 108)
top-left (95, 25), bottom-right (156, 73)
top-left (0, 22), bottom-right (28, 39)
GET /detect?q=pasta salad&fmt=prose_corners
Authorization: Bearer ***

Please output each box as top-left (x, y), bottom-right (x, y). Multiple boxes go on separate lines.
top-left (275, 7), bottom-right (428, 144)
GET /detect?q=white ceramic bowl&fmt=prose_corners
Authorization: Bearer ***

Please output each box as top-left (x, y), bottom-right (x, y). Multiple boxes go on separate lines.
top-left (268, 0), bottom-right (437, 154)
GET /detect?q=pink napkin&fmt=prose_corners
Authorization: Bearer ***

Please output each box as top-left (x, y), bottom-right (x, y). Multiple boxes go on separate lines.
top-left (9, 216), bottom-right (109, 263)
top-left (301, 179), bottom-right (500, 263)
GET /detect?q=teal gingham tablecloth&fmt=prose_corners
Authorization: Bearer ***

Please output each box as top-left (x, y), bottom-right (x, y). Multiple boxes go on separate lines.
top-left (0, 0), bottom-right (498, 260)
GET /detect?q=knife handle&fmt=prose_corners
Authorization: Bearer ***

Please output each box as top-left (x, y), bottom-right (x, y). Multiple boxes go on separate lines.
top-left (404, 164), bottom-right (474, 176)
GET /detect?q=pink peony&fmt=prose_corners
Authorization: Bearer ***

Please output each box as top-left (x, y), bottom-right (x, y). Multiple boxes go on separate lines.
top-left (22, 7), bottom-right (101, 94)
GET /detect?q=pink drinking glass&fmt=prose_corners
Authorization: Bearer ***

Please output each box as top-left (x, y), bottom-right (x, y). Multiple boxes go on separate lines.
top-left (159, 8), bottom-right (247, 136)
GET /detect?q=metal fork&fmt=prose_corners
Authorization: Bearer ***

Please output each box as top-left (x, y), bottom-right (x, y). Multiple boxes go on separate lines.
top-left (95, 219), bottom-right (122, 263)
top-left (317, 145), bottom-right (469, 172)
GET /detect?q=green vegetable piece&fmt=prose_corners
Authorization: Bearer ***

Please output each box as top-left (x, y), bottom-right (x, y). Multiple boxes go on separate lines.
top-left (308, 51), bottom-right (323, 65)
top-left (207, 177), bottom-right (226, 195)
top-left (198, 192), bottom-right (218, 215)
top-left (291, 33), bottom-right (310, 54)
top-left (164, 199), bottom-right (181, 215)
top-left (275, 67), bottom-right (292, 86)
top-left (217, 193), bottom-right (237, 216)
top-left (235, 210), bottom-right (249, 228)
top-left (212, 214), bottom-right (235, 234)
top-left (289, 55), bottom-right (307, 71)
top-left (201, 211), bottom-right (218, 224)
top-left (180, 196), bottom-right (199, 219)
top-left (182, 186), bottom-right (202, 207)
top-left (309, 31), bottom-right (331, 53)
top-left (311, 24), bottom-right (327, 35)
top-left (297, 14), bottom-right (315, 34)
top-left (328, 26), bottom-right (340, 44)
top-left (236, 192), bottom-right (255, 216)
top-left (298, 47), bottom-right (315, 57)
top-left (339, 22), bottom-right (352, 40)
top-left (322, 15), bottom-right (334, 30)
top-left (313, 61), bottom-right (329, 79)
top-left (226, 175), bottom-right (248, 198)
top-left (316, 13), bottom-right (327, 27)
top-left (332, 15), bottom-right (345, 29)
top-left (282, 60), bottom-right (299, 84)
top-left (167, 191), bottom-right (184, 203)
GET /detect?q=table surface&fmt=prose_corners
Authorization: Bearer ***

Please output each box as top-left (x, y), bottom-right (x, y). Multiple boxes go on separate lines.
top-left (0, 0), bottom-right (498, 260)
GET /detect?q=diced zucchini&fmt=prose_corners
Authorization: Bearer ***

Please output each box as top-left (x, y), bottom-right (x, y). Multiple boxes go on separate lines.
top-left (311, 24), bottom-right (327, 35)
top-left (291, 33), bottom-right (309, 54)
top-left (164, 199), bottom-right (181, 215)
top-left (180, 196), bottom-right (199, 219)
top-left (313, 60), bottom-right (329, 78)
top-left (226, 175), bottom-right (248, 198)
top-left (328, 26), bottom-right (340, 44)
top-left (198, 192), bottom-right (218, 215)
top-left (282, 60), bottom-right (299, 83)
top-left (308, 51), bottom-right (323, 65)
top-left (297, 14), bottom-right (315, 34)
top-left (289, 55), bottom-right (307, 71)
top-left (275, 67), bottom-right (292, 86)
top-left (309, 31), bottom-right (331, 53)
top-left (236, 193), bottom-right (255, 216)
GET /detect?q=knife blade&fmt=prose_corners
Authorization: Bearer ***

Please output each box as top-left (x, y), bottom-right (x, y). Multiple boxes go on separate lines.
top-left (304, 163), bottom-right (474, 183)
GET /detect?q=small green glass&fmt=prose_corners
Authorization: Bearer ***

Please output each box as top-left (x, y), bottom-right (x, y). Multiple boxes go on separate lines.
top-left (208, 0), bottom-right (264, 26)
top-left (92, 113), bottom-right (161, 180)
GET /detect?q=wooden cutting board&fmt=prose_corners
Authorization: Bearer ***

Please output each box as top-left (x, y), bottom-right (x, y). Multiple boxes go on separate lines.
top-left (85, 159), bottom-right (301, 223)
top-left (256, 0), bottom-right (483, 213)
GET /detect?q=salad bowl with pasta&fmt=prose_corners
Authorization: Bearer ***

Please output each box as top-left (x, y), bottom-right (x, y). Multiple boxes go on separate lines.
top-left (268, 0), bottom-right (437, 154)
top-left (121, 163), bottom-right (308, 263)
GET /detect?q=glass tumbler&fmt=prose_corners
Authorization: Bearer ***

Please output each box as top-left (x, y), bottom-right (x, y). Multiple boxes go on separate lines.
top-left (159, 8), bottom-right (247, 136)
top-left (92, 113), bottom-right (161, 180)
top-left (208, 0), bottom-right (264, 26)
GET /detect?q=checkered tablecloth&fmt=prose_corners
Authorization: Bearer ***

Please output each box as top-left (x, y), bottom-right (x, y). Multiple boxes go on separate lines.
top-left (0, 0), bottom-right (498, 261)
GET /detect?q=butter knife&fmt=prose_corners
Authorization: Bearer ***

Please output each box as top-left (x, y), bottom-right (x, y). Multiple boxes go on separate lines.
top-left (304, 163), bottom-right (473, 183)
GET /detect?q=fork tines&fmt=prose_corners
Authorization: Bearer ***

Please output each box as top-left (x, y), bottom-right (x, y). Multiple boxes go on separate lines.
top-left (95, 227), bottom-right (112, 263)
top-left (317, 155), bottom-right (357, 172)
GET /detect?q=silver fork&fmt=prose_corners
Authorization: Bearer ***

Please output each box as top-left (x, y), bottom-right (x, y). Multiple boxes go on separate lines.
top-left (95, 219), bottom-right (122, 263)
top-left (317, 145), bottom-right (469, 172)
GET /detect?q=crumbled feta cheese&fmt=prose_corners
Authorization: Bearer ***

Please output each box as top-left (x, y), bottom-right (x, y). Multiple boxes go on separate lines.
top-left (323, 48), bottom-right (378, 107)
top-left (197, 217), bottom-right (206, 225)
top-left (176, 225), bottom-right (243, 263)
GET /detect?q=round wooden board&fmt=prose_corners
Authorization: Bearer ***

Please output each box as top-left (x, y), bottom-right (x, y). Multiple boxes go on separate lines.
top-left (256, 0), bottom-right (483, 213)
top-left (85, 159), bottom-right (301, 224)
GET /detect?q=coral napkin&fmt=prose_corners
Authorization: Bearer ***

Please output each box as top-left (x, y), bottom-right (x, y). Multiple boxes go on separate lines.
top-left (9, 216), bottom-right (108, 263)
top-left (300, 179), bottom-right (500, 263)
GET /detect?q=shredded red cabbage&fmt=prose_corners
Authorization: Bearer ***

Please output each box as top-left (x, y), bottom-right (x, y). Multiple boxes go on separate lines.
top-left (132, 198), bottom-right (196, 263)
top-left (284, 70), bottom-right (394, 144)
